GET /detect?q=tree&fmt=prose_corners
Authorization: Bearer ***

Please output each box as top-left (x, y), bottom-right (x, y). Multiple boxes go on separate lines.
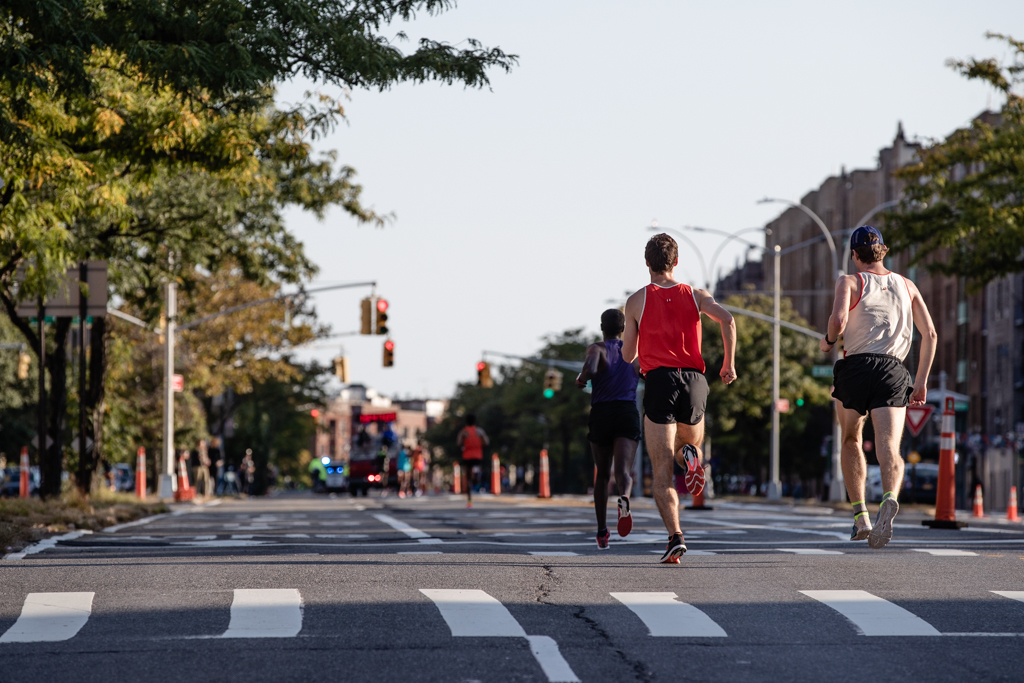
top-left (886, 33), bottom-right (1024, 289)
top-left (701, 295), bottom-right (832, 490)
top-left (1, 1), bottom-right (516, 143)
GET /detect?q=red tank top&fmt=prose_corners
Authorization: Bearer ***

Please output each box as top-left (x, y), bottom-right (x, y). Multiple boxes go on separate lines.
top-left (638, 283), bottom-right (705, 374)
top-left (460, 427), bottom-right (483, 460)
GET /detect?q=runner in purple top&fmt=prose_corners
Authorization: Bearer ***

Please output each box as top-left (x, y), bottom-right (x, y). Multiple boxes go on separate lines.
top-left (576, 309), bottom-right (641, 549)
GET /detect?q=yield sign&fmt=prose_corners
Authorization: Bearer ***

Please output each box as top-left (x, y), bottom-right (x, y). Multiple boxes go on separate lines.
top-left (905, 405), bottom-right (934, 437)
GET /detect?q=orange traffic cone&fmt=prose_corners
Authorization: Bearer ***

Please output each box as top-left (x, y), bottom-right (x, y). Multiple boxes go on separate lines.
top-left (175, 453), bottom-right (195, 502)
top-left (1008, 487), bottom-right (1019, 523)
top-left (972, 484), bottom-right (984, 518)
top-left (452, 462), bottom-right (462, 494)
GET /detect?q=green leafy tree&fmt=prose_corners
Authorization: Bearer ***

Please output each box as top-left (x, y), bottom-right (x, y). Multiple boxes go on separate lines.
top-left (886, 33), bottom-right (1024, 289)
top-left (701, 295), bottom-right (832, 489)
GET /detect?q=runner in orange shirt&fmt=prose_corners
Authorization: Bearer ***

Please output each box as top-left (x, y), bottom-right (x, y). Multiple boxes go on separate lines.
top-left (456, 415), bottom-right (489, 508)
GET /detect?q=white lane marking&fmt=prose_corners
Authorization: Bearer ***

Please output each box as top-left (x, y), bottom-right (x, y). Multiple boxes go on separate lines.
top-left (684, 550), bottom-right (717, 555)
top-left (528, 551), bottom-right (578, 557)
top-left (778, 548), bottom-right (843, 555)
top-left (694, 518), bottom-right (848, 541)
top-left (232, 535), bottom-right (254, 540)
top-left (315, 534), bottom-right (368, 539)
top-left (4, 531), bottom-right (91, 560)
top-left (420, 590), bottom-right (579, 683)
top-left (0, 592), bottom-right (94, 643)
top-left (942, 632), bottom-right (1024, 637)
top-left (221, 589), bottom-right (302, 638)
top-left (610, 592), bottom-right (727, 637)
top-left (284, 534), bottom-right (309, 538)
top-left (103, 514), bottom-right (170, 533)
top-left (910, 549), bottom-right (978, 556)
top-left (418, 538), bottom-right (443, 545)
top-left (373, 514), bottom-right (430, 539)
top-left (992, 591), bottom-right (1024, 603)
top-left (526, 635), bottom-right (580, 682)
top-left (420, 589), bottom-right (526, 637)
top-left (800, 590), bottom-right (941, 636)
top-left (175, 540), bottom-right (268, 547)
top-left (193, 535), bottom-right (216, 540)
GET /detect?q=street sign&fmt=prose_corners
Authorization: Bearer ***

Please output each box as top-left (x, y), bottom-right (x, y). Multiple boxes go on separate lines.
top-left (905, 404), bottom-right (933, 437)
top-left (811, 365), bottom-right (833, 378)
top-left (775, 398), bottom-right (790, 413)
top-left (171, 374), bottom-right (184, 392)
top-left (15, 261), bottom-right (108, 317)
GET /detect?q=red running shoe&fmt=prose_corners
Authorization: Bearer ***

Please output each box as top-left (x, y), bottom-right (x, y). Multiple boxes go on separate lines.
top-left (616, 496), bottom-right (632, 537)
top-left (596, 528), bottom-right (610, 550)
top-left (681, 444), bottom-right (705, 496)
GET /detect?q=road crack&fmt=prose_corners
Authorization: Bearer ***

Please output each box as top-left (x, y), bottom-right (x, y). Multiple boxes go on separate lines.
top-left (573, 606), bottom-right (653, 682)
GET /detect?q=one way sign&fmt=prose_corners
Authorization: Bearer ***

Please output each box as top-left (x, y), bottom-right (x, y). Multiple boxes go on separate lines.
top-left (905, 405), bottom-right (934, 437)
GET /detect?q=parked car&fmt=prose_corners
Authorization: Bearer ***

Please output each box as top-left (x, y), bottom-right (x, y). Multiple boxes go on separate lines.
top-left (866, 465), bottom-right (883, 503)
top-left (903, 463), bottom-right (939, 505)
top-left (112, 463), bottom-right (135, 492)
top-left (0, 466), bottom-right (40, 497)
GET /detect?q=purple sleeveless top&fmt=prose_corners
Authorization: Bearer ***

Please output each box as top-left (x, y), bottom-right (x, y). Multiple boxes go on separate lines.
top-left (591, 340), bottom-right (638, 404)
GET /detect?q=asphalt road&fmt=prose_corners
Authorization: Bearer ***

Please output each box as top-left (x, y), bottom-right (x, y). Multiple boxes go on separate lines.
top-left (2, 491), bottom-right (1024, 683)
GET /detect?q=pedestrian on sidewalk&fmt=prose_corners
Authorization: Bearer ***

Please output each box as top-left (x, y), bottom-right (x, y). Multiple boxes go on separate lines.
top-left (456, 415), bottom-right (489, 508)
top-left (193, 439), bottom-right (212, 497)
top-left (821, 225), bottom-right (936, 548)
top-left (621, 233), bottom-right (737, 563)
top-left (577, 308), bottom-right (641, 550)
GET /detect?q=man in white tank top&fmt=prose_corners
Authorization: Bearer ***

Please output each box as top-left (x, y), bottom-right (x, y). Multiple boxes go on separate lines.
top-left (821, 226), bottom-right (937, 549)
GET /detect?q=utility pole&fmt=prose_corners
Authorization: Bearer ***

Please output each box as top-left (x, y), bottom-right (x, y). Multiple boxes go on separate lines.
top-left (159, 276), bottom-right (177, 498)
top-left (78, 261), bottom-right (88, 489)
top-left (36, 296), bottom-right (46, 489)
top-left (769, 245), bottom-right (782, 499)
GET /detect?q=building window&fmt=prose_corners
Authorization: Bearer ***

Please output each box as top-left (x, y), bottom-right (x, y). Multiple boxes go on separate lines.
top-left (957, 360), bottom-right (968, 384)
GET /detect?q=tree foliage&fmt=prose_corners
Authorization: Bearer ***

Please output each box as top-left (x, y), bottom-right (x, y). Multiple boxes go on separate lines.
top-left (886, 33), bottom-right (1024, 289)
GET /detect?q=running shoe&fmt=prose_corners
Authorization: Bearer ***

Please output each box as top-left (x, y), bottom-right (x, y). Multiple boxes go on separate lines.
top-left (596, 528), bottom-right (610, 550)
top-left (868, 497), bottom-right (899, 549)
top-left (681, 445), bottom-right (705, 496)
top-left (660, 533), bottom-right (687, 563)
top-left (617, 496), bottom-right (632, 537)
top-left (850, 516), bottom-right (872, 541)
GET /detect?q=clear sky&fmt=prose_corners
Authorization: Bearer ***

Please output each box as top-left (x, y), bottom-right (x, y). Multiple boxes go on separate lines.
top-left (278, 1), bottom-right (1022, 399)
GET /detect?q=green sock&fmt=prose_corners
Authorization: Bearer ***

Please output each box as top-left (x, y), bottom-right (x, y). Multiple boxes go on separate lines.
top-left (851, 500), bottom-right (868, 522)
top-left (881, 491), bottom-right (896, 505)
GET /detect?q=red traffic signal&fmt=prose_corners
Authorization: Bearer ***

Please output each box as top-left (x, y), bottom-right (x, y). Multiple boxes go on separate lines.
top-left (476, 362), bottom-right (486, 372)
top-left (310, 409), bottom-right (320, 418)
top-left (376, 299), bottom-right (389, 313)
top-left (384, 340), bottom-right (395, 351)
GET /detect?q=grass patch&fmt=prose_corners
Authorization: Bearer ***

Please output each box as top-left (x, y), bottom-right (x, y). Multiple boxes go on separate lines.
top-left (0, 489), bottom-right (168, 553)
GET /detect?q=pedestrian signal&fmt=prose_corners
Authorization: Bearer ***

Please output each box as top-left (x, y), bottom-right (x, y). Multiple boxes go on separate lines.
top-left (383, 339), bottom-right (395, 367)
top-left (376, 298), bottom-right (389, 335)
top-left (542, 369), bottom-right (563, 398)
top-left (310, 409), bottom-right (320, 418)
top-left (16, 352), bottom-right (31, 380)
top-left (360, 298), bottom-right (372, 335)
top-left (333, 356), bottom-right (350, 383)
top-left (477, 361), bottom-right (493, 388)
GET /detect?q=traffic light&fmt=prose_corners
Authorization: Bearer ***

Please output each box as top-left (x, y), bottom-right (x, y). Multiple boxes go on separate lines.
top-left (333, 356), bottom-right (350, 383)
top-left (542, 369), bottom-right (563, 398)
top-left (477, 361), bottom-right (493, 388)
top-left (310, 409), bottom-right (320, 418)
top-left (383, 339), bottom-right (395, 367)
top-left (360, 298), bottom-right (372, 335)
top-left (375, 298), bottom-right (389, 335)
top-left (796, 398), bottom-right (805, 407)
top-left (16, 352), bottom-right (30, 380)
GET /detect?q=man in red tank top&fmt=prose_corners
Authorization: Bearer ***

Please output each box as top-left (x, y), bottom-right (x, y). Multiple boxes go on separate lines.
top-left (456, 414), bottom-right (489, 508)
top-left (622, 233), bottom-right (738, 563)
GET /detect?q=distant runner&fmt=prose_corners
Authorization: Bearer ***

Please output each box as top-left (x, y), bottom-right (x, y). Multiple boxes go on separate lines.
top-left (576, 309), bottom-right (641, 549)
top-left (456, 415), bottom-right (489, 508)
top-left (822, 225), bottom-right (936, 548)
top-left (622, 233), bottom-right (737, 563)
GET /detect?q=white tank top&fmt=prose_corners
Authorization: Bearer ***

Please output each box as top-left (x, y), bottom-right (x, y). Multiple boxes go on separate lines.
top-left (844, 271), bottom-right (913, 360)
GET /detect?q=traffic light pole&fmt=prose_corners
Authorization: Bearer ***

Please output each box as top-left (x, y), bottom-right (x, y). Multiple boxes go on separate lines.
top-left (159, 278), bottom-right (176, 499)
top-left (769, 246), bottom-right (782, 499)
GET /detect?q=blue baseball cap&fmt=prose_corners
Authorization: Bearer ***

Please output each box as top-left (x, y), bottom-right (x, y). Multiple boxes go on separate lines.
top-left (850, 225), bottom-right (884, 248)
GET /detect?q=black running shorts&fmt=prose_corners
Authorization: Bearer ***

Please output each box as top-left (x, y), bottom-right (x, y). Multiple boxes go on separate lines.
top-left (587, 400), bottom-right (642, 446)
top-left (832, 353), bottom-right (913, 416)
top-left (643, 367), bottom-right (709, 425)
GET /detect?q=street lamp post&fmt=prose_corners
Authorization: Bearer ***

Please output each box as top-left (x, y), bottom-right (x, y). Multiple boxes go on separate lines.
top-left (757, 198), bottom-right (846, 502)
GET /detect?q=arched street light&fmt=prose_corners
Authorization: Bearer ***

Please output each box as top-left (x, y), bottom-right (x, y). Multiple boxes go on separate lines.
top-left (758, 198), bottom-right (841, 279)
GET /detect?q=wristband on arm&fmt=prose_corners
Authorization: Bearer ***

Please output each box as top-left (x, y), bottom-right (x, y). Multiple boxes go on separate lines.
top-left (824, 334), bottom-right (836, 345)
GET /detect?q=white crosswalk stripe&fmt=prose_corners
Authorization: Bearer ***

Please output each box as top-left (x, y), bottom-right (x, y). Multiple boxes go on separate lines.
top-left (0, 592), bottom-right (94, 643)
top-left (610, 592), bottom-right (727, 637)
top-left (221, 589), bottom-right (303, 638)
top-left (992, 591), bottom-right (1024, 603)
top-left (420, 589), bottom-right (579, 682)
top-left (800, 590), bottom-right (942, 636)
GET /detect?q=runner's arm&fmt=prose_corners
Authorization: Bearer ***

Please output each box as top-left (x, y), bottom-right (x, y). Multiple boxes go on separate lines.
top-left (576, 343), bottom-right (604, 388)
top-left (456, 429), bottom-right (464, 448)
top-left (694, 289), bottom-right (737, 385)
top-left (477, 427), bottom-right (490, 447)
top-left (907, 279), bottom-right (937, 405)
top-left (821, 275), bottom-right (856, 353)
top-left (620, 290), bottom-right (644, 363)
